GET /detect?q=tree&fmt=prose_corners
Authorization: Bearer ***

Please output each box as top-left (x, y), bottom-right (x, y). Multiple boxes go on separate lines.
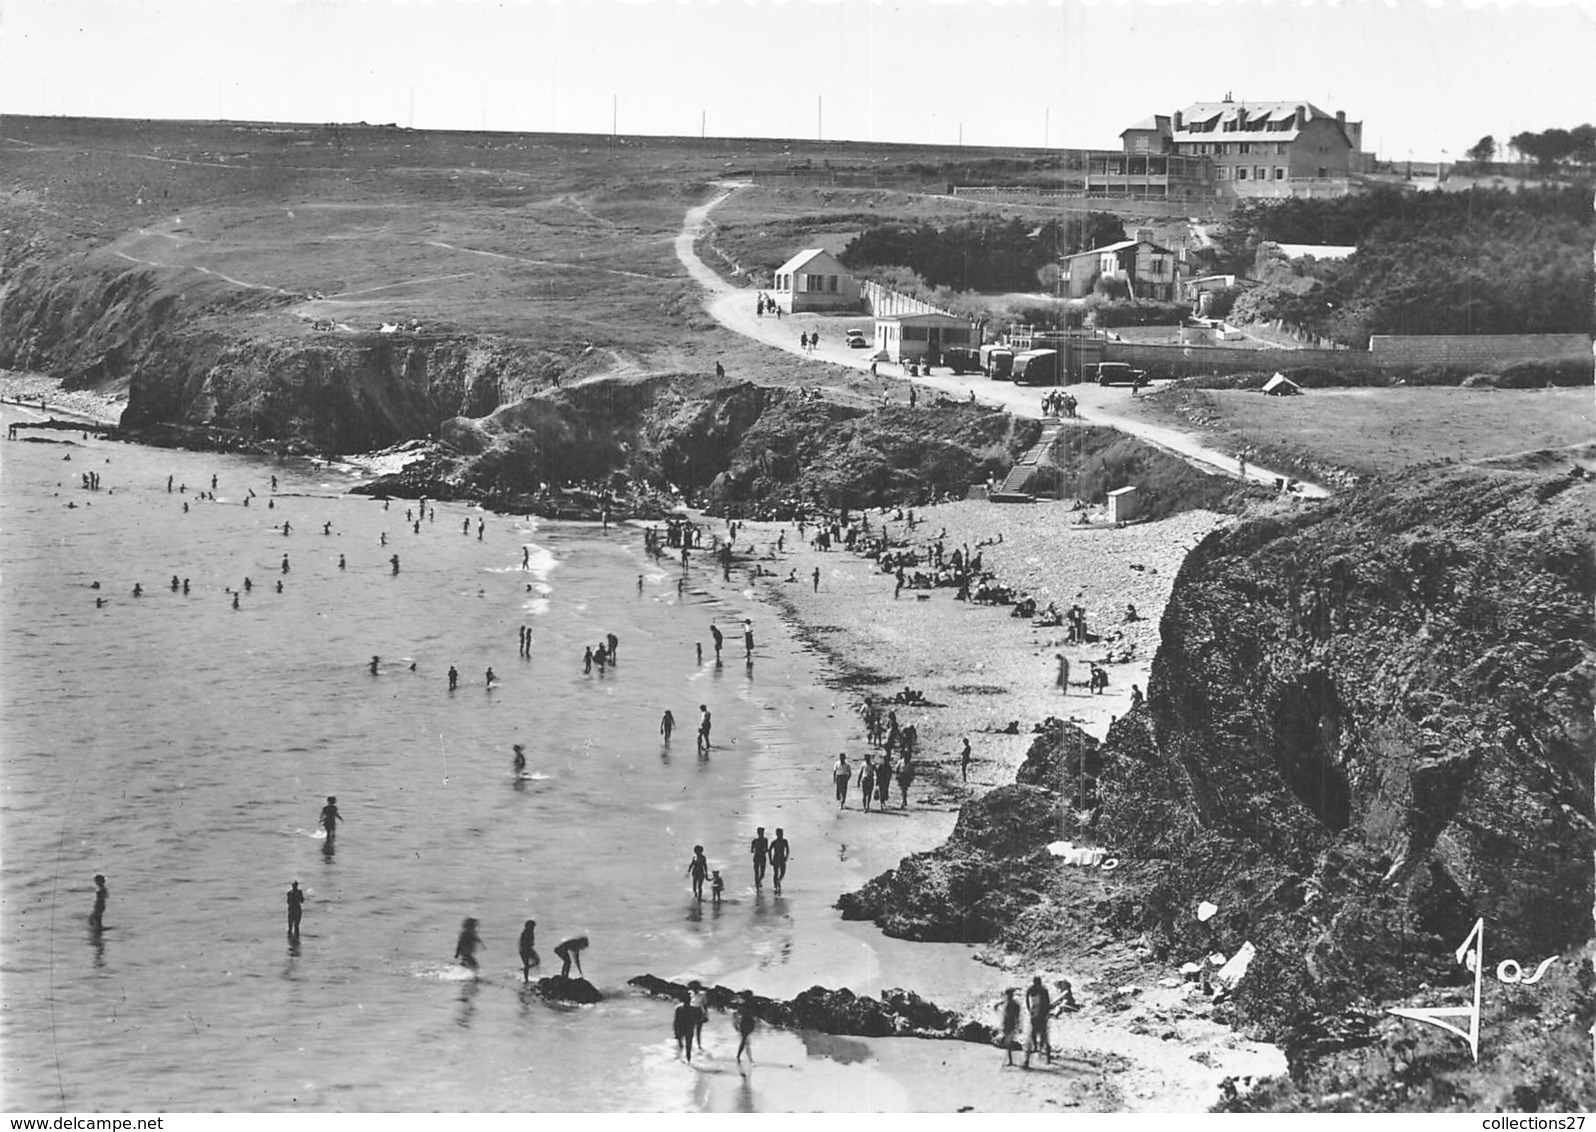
top-left (1465, 135), bottom-right (1496, 166)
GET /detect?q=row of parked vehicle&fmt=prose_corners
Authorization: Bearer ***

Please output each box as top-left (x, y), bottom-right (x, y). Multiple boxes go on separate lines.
top-left (965, 344), bottom-right (1148, 386)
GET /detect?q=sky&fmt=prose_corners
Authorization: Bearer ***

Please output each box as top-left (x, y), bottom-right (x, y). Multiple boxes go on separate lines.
top-left (4, 0), bottom-right (1594, 160)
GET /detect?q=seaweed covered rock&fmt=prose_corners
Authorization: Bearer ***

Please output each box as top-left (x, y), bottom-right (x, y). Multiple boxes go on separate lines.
top-left (625, 976), bottom-right (994, 1043)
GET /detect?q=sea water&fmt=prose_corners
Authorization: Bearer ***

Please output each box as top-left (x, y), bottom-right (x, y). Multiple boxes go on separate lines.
top-left (0, 403), bottom-right (929, 1112)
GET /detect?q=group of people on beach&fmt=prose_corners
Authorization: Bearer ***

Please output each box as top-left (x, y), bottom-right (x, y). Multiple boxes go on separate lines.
top-left (685, 826), bottom-right (792, 905)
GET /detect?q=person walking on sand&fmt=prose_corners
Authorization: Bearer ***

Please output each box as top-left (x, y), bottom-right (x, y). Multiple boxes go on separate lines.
top-left (832, 752), bottom-right (851, 808)
top-left (896, 758), bottom-right (915, 809)
top-left (812, 566), bottom-right (820, 592)
top-left (875, 753), bottom-right (893, 810)
top-left (750, 827), bottom-right (769, 890)
top-left (554, 935), bottom-right (588, 979)
top-left (857, 754), bottom-right (875, 812)
top-left (710, 623), bottom-right (724, 663)
top-left (734, 992), bottom-right (758, 1063)
top-left (687, 845), bottom-right (710, 902)
top-left (1056, 654), bottom-right (1070, 696)
top-left (697, 704), bottom-right (712, 753)
top-left (286, 881), bottom-right (304, 937)
top-left (1024, 975), bottom-right (1054, 1066)
top-left (960, 737), bottom-right (973, 783)
top-left (448, 665), bottom-right (459, 691)
top-left (660, 710), bottom-right (675, 744)
top-left (769, 829), bottom-right (790, 893)
top-left (688, 980), bottom-right (709, 1052)
top-left (454, 917), bottom-right (483, 971)
top-left (1000, 988), bottom-right (1022, 1066)
top-left (518, 919), bottom-right (540, 981)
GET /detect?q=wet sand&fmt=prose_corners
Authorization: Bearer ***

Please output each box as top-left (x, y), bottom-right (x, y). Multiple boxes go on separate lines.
top-left (686, 500), bottom-right (1286, 1111)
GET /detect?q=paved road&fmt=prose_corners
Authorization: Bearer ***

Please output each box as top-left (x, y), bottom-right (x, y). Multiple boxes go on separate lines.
top-left (675, 184), bottom-right (1329, 498)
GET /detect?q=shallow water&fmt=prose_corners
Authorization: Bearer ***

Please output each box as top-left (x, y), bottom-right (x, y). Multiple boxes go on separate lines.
top-left (0, 406), bottom-right (936, 1111)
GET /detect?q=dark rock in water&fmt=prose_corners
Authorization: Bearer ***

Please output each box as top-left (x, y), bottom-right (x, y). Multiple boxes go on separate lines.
top-left (626, 976), bottom-right (993, 1044)
top-left (534, 975), bottom-right (602, 1004)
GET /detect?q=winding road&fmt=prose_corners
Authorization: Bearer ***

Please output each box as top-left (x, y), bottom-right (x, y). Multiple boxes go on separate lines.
top-left (676, 182), bottom-right (1329, 498)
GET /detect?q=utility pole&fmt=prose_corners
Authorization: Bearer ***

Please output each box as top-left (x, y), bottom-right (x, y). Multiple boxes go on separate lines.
top-left (613, 95), bottom-right (617, 140)
top-left (1045, 107), bottom-right (1050, 149)
top-left (409, 86), bottom-right (414, 129)
top-left (959, 122), bottom-right (963, 147)
top-left (701, 110), bottom-right (705, 140)
top-left (818, 96), bottom-right (823, 142)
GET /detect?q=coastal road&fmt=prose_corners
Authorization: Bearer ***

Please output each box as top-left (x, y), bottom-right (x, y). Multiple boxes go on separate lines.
top-left (677, 184), bottom-right (1330, 498)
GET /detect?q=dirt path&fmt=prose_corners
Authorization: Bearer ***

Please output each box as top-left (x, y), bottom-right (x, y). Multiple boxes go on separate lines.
top-left (675, 186), bottom-right (1330, 498)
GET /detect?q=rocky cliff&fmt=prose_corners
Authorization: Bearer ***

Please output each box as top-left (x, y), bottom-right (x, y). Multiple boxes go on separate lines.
top-left (839, 461), bottom-right (1595, 1106)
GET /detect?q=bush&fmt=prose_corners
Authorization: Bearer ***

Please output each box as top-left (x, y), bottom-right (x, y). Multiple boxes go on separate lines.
top-left (1460, 372), bottom-right (1500, 388)
top-left (1087, 299), bottom-right (1189, 328)
top-left (1495, 357), bottom-right (1595, 387)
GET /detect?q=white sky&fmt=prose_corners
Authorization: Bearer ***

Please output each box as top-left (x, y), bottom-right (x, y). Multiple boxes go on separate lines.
top-left (4, 0), bottom-right (1593, 159)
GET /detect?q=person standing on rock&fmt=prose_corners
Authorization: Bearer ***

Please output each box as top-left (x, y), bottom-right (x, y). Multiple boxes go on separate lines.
top-left (554, 935), bottom-right (588, 979)
top-left (1000, 988), bottom-right (1022, 1066)
top-left (832, 752), bottom-right (851, 809)
top-left (749, 827), bottom-right (769, 890)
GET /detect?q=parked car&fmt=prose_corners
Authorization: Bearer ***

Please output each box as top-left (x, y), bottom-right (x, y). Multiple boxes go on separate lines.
top-left (846, 329), bottom-right (869, 348)
top-left (1091, 362), bottom-right (1148, 387)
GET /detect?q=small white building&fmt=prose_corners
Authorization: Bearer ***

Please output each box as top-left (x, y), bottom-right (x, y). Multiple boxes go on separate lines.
top-left (873, 312), bottom-right (976, 364)
top-left (1107, 486), bottom-right (1140, 524)
top-left (772, 249), bottom-right (860, 313)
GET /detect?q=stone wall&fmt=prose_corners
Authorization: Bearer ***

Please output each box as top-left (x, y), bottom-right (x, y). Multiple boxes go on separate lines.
top-left (1367, 333), bottom-right (1593, 369)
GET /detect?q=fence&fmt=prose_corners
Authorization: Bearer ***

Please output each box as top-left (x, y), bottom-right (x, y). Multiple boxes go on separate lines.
top-left (860, 280), bottom-right (954, 319)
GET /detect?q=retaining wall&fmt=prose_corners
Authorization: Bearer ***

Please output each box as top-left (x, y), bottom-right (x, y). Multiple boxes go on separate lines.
top-left (1367, 334), bottom-right (1593, 369)
top-left (1101, 341), bottom-right (1362, 377)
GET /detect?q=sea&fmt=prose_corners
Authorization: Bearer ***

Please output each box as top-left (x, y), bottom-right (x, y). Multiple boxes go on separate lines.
top-left (0, 400), bottom-right (982, 1112)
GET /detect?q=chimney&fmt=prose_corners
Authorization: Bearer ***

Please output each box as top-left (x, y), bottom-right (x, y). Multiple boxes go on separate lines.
top-left (1136, 227), bottom-right (1155, 244)
top-left (1295, 105), bottom-right (1306, 129)
top-left (1173, 110), bottom-right (1184, 131)
top-left (1223, 91), bottom-right (1233, 103)
top-left (1336, 110), bottom-right (1346, 127)
top-left (1237, 107), bottom-right (1248, 129)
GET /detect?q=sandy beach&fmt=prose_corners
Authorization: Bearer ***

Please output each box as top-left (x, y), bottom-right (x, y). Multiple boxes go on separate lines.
top-left (679, 497), bottom-right (1287, 1111)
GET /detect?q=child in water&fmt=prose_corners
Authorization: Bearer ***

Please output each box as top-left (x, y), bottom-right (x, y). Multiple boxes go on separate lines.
top-left (710, 870), bottom-right (724, 906)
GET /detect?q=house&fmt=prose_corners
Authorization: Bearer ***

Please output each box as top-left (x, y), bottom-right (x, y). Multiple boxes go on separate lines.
top-left (1120, 95), bottom-right (1370, 198)
top-left (1060, 229), bottom-right (1181, 301)
top-left (771, 249), bottom-right (860, 313)
top-left (874, 312), bottom-right (976, 364)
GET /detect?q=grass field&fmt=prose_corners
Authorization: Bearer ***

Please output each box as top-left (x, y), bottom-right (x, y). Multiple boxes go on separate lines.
top-left (1134, 385), bottom-right (1595, 476)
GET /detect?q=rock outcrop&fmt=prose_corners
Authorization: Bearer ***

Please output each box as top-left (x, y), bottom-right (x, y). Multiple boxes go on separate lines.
top-left (532, 975), bottom-right (603, 1004)
top-left (839, 462), bottom-right (1594, 1105)
top-left (626, 975), bottom-right (995, 1044)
